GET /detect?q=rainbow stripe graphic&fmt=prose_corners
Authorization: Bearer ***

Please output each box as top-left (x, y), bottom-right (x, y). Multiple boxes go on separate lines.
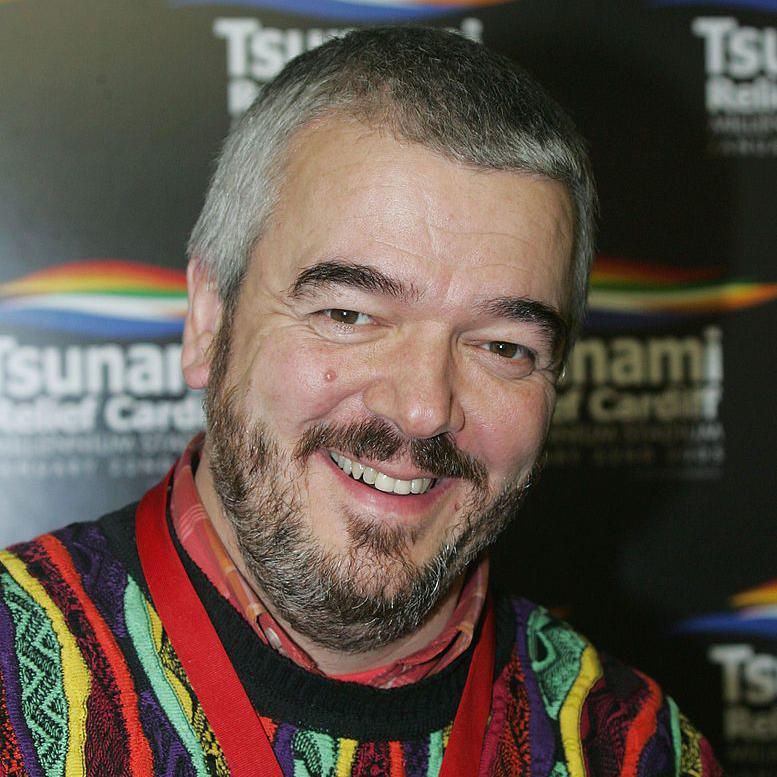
top-left (168, 0), bottom-right (511, 23)
top-left (585, 257), bottom-right (777, 331)
top-left (676, 580), bottom-right (777, 640)
top-left (1, 256), bottom-right (775, 339)
top-left (0, 260), bottom-right (187, 340)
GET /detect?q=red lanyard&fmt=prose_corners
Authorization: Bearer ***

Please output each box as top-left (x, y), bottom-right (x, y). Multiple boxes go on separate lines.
top-left (136, 470), bottom-right (495, 777)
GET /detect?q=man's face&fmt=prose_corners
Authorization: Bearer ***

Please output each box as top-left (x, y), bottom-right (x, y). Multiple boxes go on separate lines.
top-left (189, 117), bottom-right (574, 651)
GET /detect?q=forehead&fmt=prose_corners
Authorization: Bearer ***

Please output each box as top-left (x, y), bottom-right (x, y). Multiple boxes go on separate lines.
top-left (256, 116), bottom-right (575, 312)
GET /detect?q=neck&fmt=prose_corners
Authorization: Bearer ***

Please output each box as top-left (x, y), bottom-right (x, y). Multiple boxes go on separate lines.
top-left (194, 445), bottom-right (464, 677)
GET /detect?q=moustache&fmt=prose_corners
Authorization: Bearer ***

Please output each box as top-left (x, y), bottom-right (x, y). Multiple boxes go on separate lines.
top-left (293, 418), bottom-right (488, 491)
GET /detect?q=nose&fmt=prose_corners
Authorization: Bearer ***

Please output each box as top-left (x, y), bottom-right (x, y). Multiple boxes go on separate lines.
top-left (362, 331), bottom-right (465, 440)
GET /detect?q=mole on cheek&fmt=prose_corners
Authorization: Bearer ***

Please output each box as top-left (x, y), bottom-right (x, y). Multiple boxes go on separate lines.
top-left (324, 370), bottom-right (337, 383)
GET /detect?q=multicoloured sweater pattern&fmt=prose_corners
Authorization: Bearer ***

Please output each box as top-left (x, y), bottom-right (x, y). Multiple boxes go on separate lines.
top-left (0, 504), bottom-right (721, 776)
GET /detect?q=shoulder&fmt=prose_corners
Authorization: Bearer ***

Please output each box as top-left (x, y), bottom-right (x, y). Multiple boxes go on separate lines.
top-left (489, 594), bottom-right (723, 777)
top-left (2, 502), bottom-right (139, 568)
top-left (0, 504), bottom-right (143, 641)
top-left (0, 505), bottom-right (215, 774)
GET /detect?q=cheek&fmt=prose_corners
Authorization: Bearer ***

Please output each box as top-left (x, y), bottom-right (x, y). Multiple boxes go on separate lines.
top-left (245, 334), bottom-right (363, 429)
top-left (466, 382), bottom-right (555, 477)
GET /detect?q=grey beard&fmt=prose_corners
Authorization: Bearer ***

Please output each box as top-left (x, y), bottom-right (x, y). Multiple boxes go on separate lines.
top-left (207, 391), bottom-right (532, 653)
top-left (204, 313), bottom-right (533, 652)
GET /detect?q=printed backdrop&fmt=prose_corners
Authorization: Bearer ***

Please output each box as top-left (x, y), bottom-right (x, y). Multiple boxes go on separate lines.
top-left (1, 0), bottom-right (776, 772)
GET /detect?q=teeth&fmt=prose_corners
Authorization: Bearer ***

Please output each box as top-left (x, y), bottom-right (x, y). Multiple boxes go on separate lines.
top-left (374, 473), bottom-right (395, 493)
top-left (329, 452), bottom-right (433, 495)
top-left (393, 479), bottom-right (411, 495)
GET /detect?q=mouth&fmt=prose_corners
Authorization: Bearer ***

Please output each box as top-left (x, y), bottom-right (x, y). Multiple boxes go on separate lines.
top-left (328, 451), bottom-right (437, 496)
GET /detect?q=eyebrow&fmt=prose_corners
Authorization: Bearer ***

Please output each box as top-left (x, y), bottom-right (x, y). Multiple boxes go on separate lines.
top-left (289, 260), bottom-right (568, 361)
top-left (477, 297), bottom-right (569, 360)
top-left (288, 260), bottom-right (420, 302)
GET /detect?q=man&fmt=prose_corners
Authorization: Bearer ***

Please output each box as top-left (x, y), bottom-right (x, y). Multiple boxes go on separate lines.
top-left (0, 27), bottom-right (720, 776)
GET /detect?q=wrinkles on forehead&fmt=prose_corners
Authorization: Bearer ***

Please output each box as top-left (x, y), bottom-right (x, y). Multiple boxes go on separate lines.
top-left (249, 116), bottom-right (575, 329)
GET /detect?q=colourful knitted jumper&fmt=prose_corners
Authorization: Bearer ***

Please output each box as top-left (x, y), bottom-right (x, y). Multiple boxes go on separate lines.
top-left (0, 504), bottom-right (721, 776)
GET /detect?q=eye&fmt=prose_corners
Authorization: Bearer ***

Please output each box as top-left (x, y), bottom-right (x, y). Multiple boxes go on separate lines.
top-left (480, 340), bottom-right (537, 377)
top-left (321, 309), bottom-right (372, 326)
top-left (485, 341), bottom-right (534, 360)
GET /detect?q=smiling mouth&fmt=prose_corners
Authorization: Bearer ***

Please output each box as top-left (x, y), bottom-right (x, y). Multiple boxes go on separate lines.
top-left (328, 451), bottom-right (437, 495)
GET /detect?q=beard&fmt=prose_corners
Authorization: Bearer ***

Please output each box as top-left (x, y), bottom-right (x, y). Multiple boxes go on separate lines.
top-left (204, 310), bottom-right (539, 653)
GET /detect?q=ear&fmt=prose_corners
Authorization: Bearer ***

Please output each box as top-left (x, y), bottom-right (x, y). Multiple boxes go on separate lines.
top-left (181, 260), bottom-right (223, 390)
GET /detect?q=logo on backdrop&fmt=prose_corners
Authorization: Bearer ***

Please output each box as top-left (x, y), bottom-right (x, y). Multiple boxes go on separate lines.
top-left (690, 15), bottom-right (777, 156)
top-left (0, 260), bottom-right (201, 483)
top-left (170, 0), bottom-right (509, 22)
top-left (677, 581), bottom-right (777, 772)
top-left (210, 15), bottom-right (484, 119)
top-left (169, 0), bottom-right (491, 117)
top-left (549, 257), bottom-right (777, 475)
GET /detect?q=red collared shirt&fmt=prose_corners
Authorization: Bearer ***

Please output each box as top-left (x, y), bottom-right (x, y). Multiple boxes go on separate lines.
top-left (171, 434), bottom-right (489, 689)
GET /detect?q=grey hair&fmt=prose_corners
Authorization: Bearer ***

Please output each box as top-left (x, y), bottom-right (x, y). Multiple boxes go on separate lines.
top-left (188, 26), bottom-right (597, 342)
